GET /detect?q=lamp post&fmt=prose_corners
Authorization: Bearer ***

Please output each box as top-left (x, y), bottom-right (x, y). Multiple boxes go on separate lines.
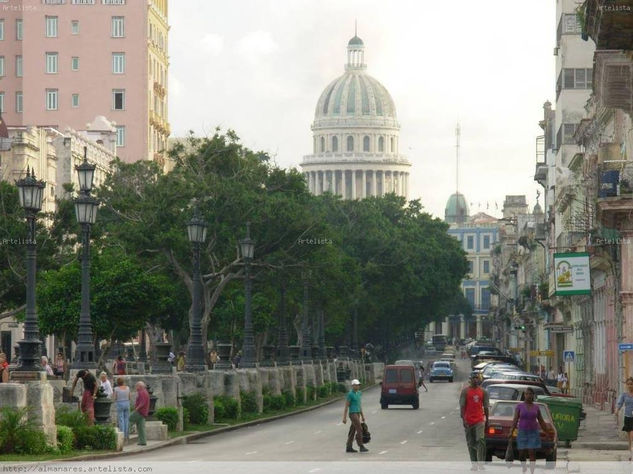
top-left (239, 223), bottom-right (256, 368)
top-left (301, 269), bottom-right (312, 361)
top-left (185, 209), bottom-right (207, 372)
top-left (73, 148), bottom-right (98, 369)
top-left (14, 167), bottom-right (45, 372)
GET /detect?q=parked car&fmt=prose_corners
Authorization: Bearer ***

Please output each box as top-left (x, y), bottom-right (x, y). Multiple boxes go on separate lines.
top-left (394, 359), bottom-right (416, 367)
top-left (429, 360), bottom-right (454, 383)
top-left (485, 383), bottom-right (548, 401)
top-left (496, 372), bottom-right (544, 383)
top-left (380, 364), bottom-right (419, 409)
top-left (480, 364), bottom-right (518, 379)
top-left (485, 400), bottom-right (557, 465)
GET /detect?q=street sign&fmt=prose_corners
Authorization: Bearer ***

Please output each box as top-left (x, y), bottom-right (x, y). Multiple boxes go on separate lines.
top-left (548, 326), bottom-right (573, 333)
top-left (563, 350), bottom-right (575, 362)
top-left (619, 343), bottom-right (633, 352)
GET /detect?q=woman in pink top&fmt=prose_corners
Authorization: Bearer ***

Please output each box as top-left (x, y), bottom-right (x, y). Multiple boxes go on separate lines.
top-left (508, 388), bottom-right (552, 474)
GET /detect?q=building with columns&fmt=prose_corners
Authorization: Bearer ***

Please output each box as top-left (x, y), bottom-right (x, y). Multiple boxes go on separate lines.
top-left (300, 34), bottom-right (411, 199)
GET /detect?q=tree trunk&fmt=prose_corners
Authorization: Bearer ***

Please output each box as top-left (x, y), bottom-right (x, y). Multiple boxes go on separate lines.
top-left (293, 313), bottom-right (302, 346)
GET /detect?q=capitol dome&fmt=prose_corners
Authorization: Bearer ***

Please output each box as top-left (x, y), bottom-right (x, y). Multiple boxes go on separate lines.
top-left (301, 34), bottom-right (411, 200)
top-left (445, 192), bottom-right (469, 225)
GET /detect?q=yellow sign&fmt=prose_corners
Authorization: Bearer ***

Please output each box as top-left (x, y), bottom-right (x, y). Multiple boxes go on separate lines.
top-left (531, 350), bottom-right (554, 357)
top-left (509, 347), bottom-right (521, 352)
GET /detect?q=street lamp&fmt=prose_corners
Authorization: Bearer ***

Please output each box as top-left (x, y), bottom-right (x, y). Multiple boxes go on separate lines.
top-left (14, 167), bottom-right (45, 372)
top-left (301, 269), bottom-right (312, 361)
top-left (239, 223), bottom-right (256, 368)
top-left (73, 148), bottom-right (98, 369)
top-left (185, 209), bottom-right (207, 372)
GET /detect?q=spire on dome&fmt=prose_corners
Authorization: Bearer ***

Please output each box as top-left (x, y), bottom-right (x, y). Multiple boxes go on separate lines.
top-left (346, 24), bottom-right (366, 71)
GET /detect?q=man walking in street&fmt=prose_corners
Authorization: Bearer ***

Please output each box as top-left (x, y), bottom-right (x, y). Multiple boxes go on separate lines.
top-left (460, 373), bottom-right (489, 471)
top-left (130, 381), bottom-right (150, 446)
top-left (342, 379), bottom-right (368, 453)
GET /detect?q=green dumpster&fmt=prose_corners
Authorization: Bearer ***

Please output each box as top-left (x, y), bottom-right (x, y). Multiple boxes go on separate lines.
top-left (537, 396), bottom-right (583, 447)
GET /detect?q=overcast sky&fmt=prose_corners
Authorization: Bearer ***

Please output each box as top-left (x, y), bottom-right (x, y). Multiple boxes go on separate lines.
top-left (169, 0), bottom-right (556, 219)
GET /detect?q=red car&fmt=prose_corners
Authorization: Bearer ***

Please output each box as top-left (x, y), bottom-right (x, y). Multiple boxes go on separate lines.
top-left (485, 400), bottom-right (558, 466)
top-left (380, 364), bottom-right (419, 409)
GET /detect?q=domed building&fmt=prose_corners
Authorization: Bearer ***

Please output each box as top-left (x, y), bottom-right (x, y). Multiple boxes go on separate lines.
top-left (445, 192), bottom-right (469, 224)
top-left (300, 35), bottom-right (411, 199)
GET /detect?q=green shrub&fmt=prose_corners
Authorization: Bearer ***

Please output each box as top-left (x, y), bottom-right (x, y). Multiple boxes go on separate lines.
top-left (74, 425), bottom-right (116, 450)
top-left (14, 429), bottom-right (48, 455)
top-left (269, 395), bottom-right (285, 411)
top-left (182, 393), bottom-right (209, 425)
top-left (0, 407), bottom-right (31, 454)
top-left (336, 383), bottom-right (347, 393)
top-left (182, 407), bottom-right (190, 427)
top-left (282, 391), bottom-right (295, 408)
top-left (56, 425), bottom-right (74, 454)
top-left (262, 394), bottom-right (272, 412)
top-left (240, 391), bottom-right (258, 414)
top-left (155, 407), bottom-right (178, 432)
top-left (55, 406), bottom-right (87, 430)
top-left (306, 386), bottom-right (315, 401)
top-left (295, 387), bottom-right (305, 405)
top-left (213, 397), bottom-right (225, 420)
top-left (214, 396), bottom-right (238, 420)
top-left (318, 385), bottom-right (329, 398)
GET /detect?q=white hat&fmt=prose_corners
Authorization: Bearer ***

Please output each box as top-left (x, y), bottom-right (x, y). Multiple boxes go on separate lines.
top-left (351, 379), bottom-right (361, 385)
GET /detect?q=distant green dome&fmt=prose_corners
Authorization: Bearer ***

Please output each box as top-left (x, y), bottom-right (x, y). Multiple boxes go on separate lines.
top-left (445, 193), bottom-right (469, 224)
top-left (348, 35), bottom-right (364, 46)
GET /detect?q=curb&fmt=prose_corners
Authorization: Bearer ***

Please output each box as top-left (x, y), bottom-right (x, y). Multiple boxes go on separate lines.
top-left (53, 385), bottom-right (379, 462)
top-left (571, 442), bottom-right (629, 450)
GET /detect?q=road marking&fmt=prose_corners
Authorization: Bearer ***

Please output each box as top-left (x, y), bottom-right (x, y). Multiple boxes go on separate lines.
top-left (284, 441), bottom-right (295, 445)
top-left (429, 421), bottom-right (435, 425)
top-left (441, 416), bottom-right (446, 419)
top-left (245, 451), bottom-right (257, 455)
top-left (417, 430), bottom-right (423, 434)
top-left (400, 440), bottom-right (408, 445)
top-left (309, 469), bottom-right (321, 473)
top-left (314, 430), bottom-right (322, 434)
top-left (379, 450), bottom-right (388, 455)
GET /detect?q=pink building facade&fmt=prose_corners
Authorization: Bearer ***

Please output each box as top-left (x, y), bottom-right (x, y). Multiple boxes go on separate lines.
top-left (0, 0), bottom-right (169, 166)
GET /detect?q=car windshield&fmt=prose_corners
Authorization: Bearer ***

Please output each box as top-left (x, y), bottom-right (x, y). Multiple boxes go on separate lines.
top-left (487, 386), bottom-right (519, 400)
top-left (385, 369), bottom-right (398, 383)
top-left (433, 362), bottom-right (450, 369)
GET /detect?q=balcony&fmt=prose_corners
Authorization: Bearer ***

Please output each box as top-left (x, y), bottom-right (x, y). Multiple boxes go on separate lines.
top-left (153, 82), bottom-right (166, 98)
top-left (535, 162), bottom-right (548, 185)
top-left (593, 50), bottom-right (633, 113)
top-left (597, 161), bottom-right (633, 226)
top-left (583, 0), bottom-right (633, 50)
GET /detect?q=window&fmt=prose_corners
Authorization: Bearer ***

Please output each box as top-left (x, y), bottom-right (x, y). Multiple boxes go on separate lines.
top-left (112, 89), bottom-right (125, 110)
top-left (46, 16), bottom-right (58, 38)
top-left (71, 0), bottom-right (95, 4)
top-left (346, 136), bottom-right (354, 152)
top-left (116, 125), bottom-right (125, 146)
top-left (483, 260), bottom-right (490, 274)
top-left (466, 235), bottom-right (474, 250)
top-left (378, 136), bottom-right (384, 152)
top-left (46, 89), bottom-right (58, 110)
top-left (557, 123), bottom-right (578, 146)
top-left (71, 56), bottom-right (79, 71)
top-left (71, 20), bottom-right (79, 35)
top-left (111, 16), bottom-right (124, 37)
top-left (0, 57), bottom-right (4, 77)
top-left (481, 287), bottom-right (490, 310)
top-left (363, 136), bottom-right (370, 152)
top-left (0, 93), bottom-right (4, 113)
top-left (465, 288), bottom-right (475, 308)
top-left (112, 52), bottom-right (125, 73)
top-left (43, 0), bottom-right (65, 3)
top-left (319, 136), bottom-right (325, 152)
top-left (0, 19), bottom-right (4, 40)
top-left (71, 93), bottom-right (79, 107)
top-left (15, 55), bottom-right (22, 77)
top-left (563, 13), bottom-right (582, 34)
top-left (332, 136), bottom-right (338, 152)
top-left (16, 19), bottom-right (22, 40)
top-left (46, 53), bottom-right (58, 73)
top-left (483, 235), bottom-right (491, 249)
top-left (468, 260), bottom-right (474, 273)
top-left (103, 0), bottom-right (126, 4)
top-left (561, 68), bottom-right (593, 89)
top-left (390, 137), bottom-right (395, 152)
top-left (15, 91), bottom-right (22, 113)
top-left (399, 370), bottom-right (413, 383)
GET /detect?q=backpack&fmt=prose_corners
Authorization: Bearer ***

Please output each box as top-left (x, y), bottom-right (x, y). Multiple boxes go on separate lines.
top-left (361, 422), bottom-right (371, 444)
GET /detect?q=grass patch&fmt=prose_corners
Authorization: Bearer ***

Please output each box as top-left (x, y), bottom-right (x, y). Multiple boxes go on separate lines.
top-left (0, 450), bottom-right (110, 462)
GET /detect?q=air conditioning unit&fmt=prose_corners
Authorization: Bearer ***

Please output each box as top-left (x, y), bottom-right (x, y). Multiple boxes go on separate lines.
top-left (554, 47), bottom-right (559, 56)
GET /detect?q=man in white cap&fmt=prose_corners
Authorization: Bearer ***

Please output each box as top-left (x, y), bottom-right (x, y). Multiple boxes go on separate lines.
top-left (342, 379), bottom-right (368, 453)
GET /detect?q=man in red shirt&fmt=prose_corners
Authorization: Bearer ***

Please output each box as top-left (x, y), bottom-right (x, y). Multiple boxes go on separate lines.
top-left (460, 373), bottom-right (489, 471)
top-left (130, 381), bottom-right (150, 445)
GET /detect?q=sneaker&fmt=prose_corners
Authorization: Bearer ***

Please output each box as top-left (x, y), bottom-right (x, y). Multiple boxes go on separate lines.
top-left (346, 447), bottom-right (357, 453)
top-left (359, 446), bottom-right (369, 452)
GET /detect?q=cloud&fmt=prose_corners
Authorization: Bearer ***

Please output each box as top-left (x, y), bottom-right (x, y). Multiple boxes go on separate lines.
top-left (201, 33), bottom-right (225, 56)
top-left (235, 30), bottom-right (279, 63)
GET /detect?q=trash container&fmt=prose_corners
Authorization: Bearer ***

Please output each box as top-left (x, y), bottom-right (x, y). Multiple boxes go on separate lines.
top-left (538, 395), bottom-right (583, 447)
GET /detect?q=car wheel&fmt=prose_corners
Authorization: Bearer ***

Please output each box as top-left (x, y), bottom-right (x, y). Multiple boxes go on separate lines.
top-left (449, 378), bottom-right (454, 383)
top-left (485, 450), bottom-right (492, 462)
top-left (381, 402), bottom-right (388, 409)
top-left (429, 378), bottom-right (433, 383)
top-left (545, 448), bottom-right (557, 469)
top-left (412, 399), bottom-right (419, 410)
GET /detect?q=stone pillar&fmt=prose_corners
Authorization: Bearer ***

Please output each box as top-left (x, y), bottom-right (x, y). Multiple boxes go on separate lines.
top-left (460, 315), bottom-right (466, 339)
top-left (372, 171), bottom-right (377, 196)
top-left (429, 321), bottom-right (436, 334)
top-left (441, 317), bottom-right (449, 336)
top-left (405, 173), bottom-right (409, 199)
top-left (351, 170), bottom-right (356, 199)
top-left (341, 170), bottom-right (346, 198)
top-left (476, 314), bottom-right (483, 340)
top-left (362, 170), bottom-right (367, 198)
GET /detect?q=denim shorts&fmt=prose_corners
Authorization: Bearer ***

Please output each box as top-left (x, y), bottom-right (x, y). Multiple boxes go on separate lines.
top-left (516, 429), bottom-right (541, 450)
